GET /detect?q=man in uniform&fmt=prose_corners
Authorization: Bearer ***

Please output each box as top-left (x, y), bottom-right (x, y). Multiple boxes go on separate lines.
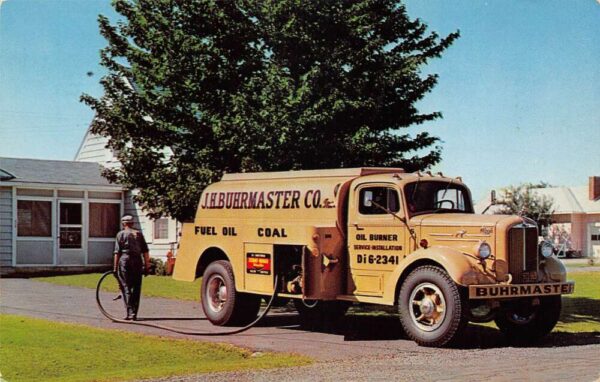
top-left (114, 214), bottom-right (150, 320)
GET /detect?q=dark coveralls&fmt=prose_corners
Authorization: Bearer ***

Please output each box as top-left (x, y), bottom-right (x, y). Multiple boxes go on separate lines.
top-left (114, 227), bottom-right (149, 318)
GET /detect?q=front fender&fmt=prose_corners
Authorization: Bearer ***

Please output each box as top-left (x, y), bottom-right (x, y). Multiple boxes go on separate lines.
top-left (382, 246), bottom-right (494, 305)
top-left (542, 256), bottom-right (567, 282)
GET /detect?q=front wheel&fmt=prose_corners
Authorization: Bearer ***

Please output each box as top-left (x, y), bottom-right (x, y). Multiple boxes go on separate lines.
top-left (201, 260), bottom-right (261, 326)
top-left (398, 266), bottom-right (467, 347)
top-left (494, 296), bottom-right (561, 344)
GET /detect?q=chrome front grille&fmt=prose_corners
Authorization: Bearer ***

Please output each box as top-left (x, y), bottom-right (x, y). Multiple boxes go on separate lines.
top-left (507, 225), bottom-right (538, 283)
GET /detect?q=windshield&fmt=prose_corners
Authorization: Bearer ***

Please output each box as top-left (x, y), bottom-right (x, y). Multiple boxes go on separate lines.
top-left (404, 181), bottom-right (473, 217)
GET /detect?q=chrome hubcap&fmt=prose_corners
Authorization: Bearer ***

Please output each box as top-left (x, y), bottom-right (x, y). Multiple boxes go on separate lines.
top-left (409, 282), bottom-right (447, 331)
top-left (207, 275), bottom-right (227, 313)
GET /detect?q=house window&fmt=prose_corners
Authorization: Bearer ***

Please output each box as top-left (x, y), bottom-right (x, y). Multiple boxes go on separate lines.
top-left (17, 200), bottom-right (52, 237)
top-left (89, 203), bottom-right (120, 238)
top-left (154, 218), bottom-right (169, 240)
top-left (592, 234), bottom-right (599, 241)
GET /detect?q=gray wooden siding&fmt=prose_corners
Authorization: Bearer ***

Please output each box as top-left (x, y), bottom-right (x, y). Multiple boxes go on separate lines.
top-left (0, 187), bottom-right (13, 266)
top-left (76, 132), bottom-right (109, 162)
top-left (75, 132), bottom-right (120, 169)
top-left (88, 241), bottom-right (114, 264)
top-left (16, 240), bottom-right (53, 264)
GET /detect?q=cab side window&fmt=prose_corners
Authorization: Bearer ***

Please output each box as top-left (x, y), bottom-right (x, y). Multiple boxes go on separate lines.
top-left (359, 187), bottom-right (400, 215)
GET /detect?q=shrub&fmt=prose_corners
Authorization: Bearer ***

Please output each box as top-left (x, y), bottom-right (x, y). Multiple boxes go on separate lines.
top-left (149, 258), bottom-right (167, 276)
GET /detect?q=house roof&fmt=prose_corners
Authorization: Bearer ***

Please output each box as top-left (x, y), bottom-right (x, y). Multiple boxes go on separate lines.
top-left (534, 186), bottom-right (600, 214)
top-left (531, 187), bottom-right (582, 214)
top-left (0, 157), bottom-right (121, 188)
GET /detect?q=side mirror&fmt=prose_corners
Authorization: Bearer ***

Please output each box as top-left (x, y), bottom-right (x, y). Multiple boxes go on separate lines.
top-left (363, 191), bottom-right (373, 207)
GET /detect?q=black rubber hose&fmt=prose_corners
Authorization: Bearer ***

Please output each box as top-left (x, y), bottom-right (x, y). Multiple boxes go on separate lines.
top-left (95, 270), bottom-right (279, 336)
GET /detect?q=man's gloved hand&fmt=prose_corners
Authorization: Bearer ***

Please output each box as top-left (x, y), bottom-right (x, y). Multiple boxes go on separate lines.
top-left (144, 264), bottom-right (150, 277)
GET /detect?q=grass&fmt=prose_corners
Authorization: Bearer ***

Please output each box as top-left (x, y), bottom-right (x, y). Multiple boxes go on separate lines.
top-left (0, 314), bottom-right (311, 382)
top-left (35, 273), bottom-right (202, 301)
top-left (556, 272), bottom-right (600, 332)
top-left (565, 263), bottom-right (596, 268)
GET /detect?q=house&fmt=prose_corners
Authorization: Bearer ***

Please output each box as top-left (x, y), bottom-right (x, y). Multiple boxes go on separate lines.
top-left (0, 157), bottom-right (124, 276)
top-left (74, 127), bottom-right (178, 261)
top-left (476, 177), bottom-right (600, 258)
top-left (535, 177), bottom-right (600, 258)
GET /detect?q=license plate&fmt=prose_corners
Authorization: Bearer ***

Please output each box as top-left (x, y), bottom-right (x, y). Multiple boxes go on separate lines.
top-left (521, 271), bottom-right (538, 283)
top-left (469, 282), bottom-right (574, 299)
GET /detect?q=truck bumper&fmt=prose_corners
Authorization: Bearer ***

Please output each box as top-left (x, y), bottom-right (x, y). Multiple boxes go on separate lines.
top-left (468, 281), bottom-right (575, 299)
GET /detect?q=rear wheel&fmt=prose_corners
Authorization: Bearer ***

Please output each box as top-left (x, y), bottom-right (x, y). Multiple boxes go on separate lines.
top-left (201, 260), bottom-right (261, 326)
top-left (494, 296), bottom-right (561, 344)
top-left (398, 266), bottom-right (467, 347)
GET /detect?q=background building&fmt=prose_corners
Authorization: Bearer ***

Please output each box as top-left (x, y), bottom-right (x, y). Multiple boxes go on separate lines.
top-left (0, 157), bottom-right (123, 276)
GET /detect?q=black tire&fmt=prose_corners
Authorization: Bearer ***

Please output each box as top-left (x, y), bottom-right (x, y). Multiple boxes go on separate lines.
top-left (201, 260), bottom-right (261, 326)
top-left (293, 299), bottom-right (349, 330)
top-left (494, 295), bottom-right (561, 344)
top-left (398, 266), bottom-right (467, 347)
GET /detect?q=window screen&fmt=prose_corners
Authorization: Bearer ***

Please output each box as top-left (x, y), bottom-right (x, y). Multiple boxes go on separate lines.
top-left (154, 218), bottom-right (169, 240)
top-left (60, 203), bottom-right (82, 225)
top-left (89, 203), bottom-right (120, 238)
top-left (17, 200), bottom-right (51, 237)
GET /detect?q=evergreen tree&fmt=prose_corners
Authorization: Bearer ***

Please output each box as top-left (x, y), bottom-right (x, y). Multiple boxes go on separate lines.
top-left (82, 0), bottom-right (459, 220)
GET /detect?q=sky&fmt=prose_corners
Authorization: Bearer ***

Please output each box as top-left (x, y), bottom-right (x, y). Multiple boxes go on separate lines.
top-left (0, 0), bottom-right (598, 200)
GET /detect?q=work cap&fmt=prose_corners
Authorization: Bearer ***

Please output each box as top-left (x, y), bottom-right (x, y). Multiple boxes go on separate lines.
top-left (121, 214), bottom-right (134, 223)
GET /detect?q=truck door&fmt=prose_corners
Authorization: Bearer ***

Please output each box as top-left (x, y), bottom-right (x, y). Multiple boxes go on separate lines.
top-left (347, 183), bottom-right (407, 296)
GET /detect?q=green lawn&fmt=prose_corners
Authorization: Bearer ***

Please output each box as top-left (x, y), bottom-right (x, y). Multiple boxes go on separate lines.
top-left (0, 314), bottom-right (311, 382)
top-left (565, 263), bottom-right (597, 268)
top-left (556, 272), bottom-right (600, 332)
top-left (35, 273), bottom-right (202, 301)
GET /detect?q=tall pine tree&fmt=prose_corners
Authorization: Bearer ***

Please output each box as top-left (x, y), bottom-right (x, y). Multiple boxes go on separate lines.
top-left (82, 0), bottom-right (459, 220)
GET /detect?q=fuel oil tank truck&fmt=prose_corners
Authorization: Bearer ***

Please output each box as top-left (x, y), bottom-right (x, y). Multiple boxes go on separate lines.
top-left (173, 168), bottom-right (574, 347)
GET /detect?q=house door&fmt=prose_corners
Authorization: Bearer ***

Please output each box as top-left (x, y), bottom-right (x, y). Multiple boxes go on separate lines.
top-left (58, 200), bottom-right (85, 265)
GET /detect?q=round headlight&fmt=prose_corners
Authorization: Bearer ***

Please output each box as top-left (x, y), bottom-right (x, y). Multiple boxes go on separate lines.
top-left (540, 241), bottom-right (554, 258)
top-left (477, 242), bottom-right (492, 259)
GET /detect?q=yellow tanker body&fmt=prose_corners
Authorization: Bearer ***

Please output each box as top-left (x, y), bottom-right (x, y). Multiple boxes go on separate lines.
top-left (174, 168), bottom-right (574, 347)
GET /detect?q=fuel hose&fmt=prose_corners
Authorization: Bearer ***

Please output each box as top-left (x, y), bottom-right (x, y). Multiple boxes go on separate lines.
top-left (95, 270), bottom-right (279, 336)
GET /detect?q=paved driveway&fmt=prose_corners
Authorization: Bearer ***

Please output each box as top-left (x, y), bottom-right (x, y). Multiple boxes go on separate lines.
top-left (2, 278), bottom-right (599, 381)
